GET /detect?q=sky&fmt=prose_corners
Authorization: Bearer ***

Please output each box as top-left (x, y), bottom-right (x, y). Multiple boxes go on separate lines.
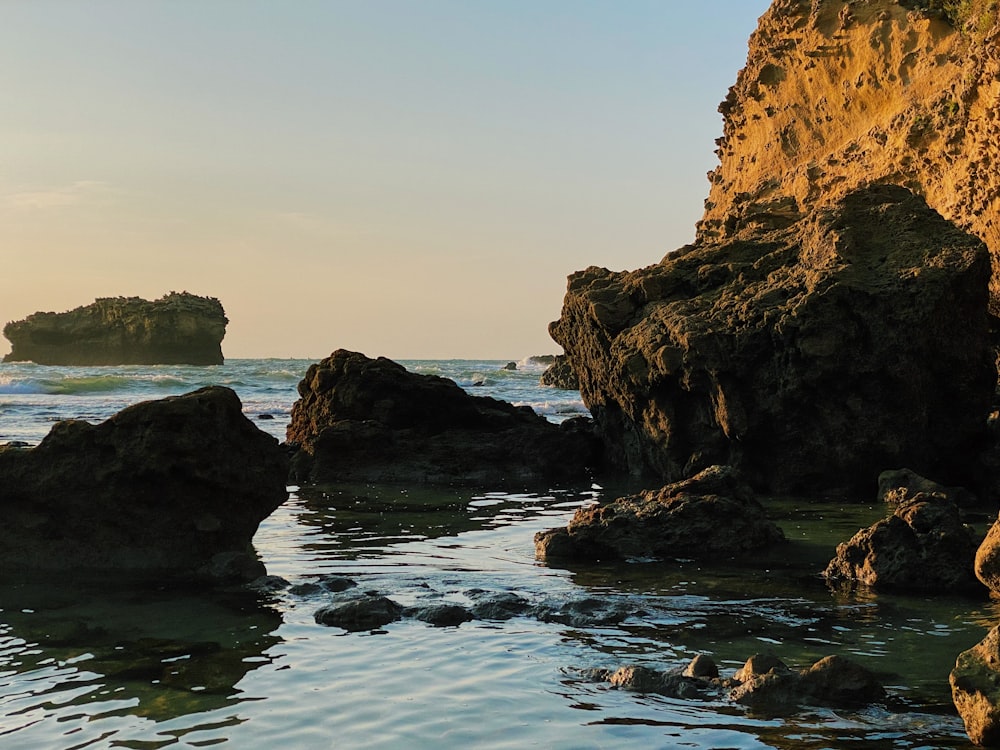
top-left (0, 1), bottom-right (770, 360)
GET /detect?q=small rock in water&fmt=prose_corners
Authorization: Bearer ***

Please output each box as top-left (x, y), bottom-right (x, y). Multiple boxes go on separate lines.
top-left (320, 575), bottom-right (358, 593)
top-left (502, 361), bottom-right (517, 371)
top-left (246, 575), bottom-right (290, 593)
top-left (314, 595), bottom-right (403, 632)
top-left (257, 414), bottom-right (275, 420)
top-left (411, 604), bottom-right (473, 627)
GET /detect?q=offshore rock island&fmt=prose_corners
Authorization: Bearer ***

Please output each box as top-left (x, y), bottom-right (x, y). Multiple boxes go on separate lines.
top-left (3, 292), bottom-right (228, 365)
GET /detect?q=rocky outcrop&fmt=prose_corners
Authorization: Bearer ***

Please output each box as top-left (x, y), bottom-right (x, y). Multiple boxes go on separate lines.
top-left (534, 465), bottom-right (785, 562)
top-left (539, 354), bottom-right (580, 390)
top-left (550, 185), bottom-right (994, 493)
top-left (823, 494), bottom-right (985, 593)
top-left (878, 467), bottom-right (977, 506)
top-left (951, 625), bottom-right (1000, 747)
top-left (0, 387), bottom-right (289, 582)
top-left (3, 292), bottom-right (228, 365)
top-left (286, 349), bottom-right (601, 487)
top-left (698, 0), bottom-right (1000, 310)
top-left (974, 516), bottom-right (1000, 594)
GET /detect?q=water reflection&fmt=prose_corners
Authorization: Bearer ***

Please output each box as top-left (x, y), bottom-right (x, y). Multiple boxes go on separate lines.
top-left (0, 577), bottom-right (281, 745)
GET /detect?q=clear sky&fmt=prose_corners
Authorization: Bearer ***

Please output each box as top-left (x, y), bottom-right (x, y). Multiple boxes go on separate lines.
top-left (0, 1), bottom-right (770, 360)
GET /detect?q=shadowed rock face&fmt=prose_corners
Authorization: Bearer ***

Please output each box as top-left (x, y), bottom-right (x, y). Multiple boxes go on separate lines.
top-left (550, 185), bottom-right (995, 494)
top-left (286, 349), bottom-right (601, 487)
top-left (0, 386), bottom-right (289, 582)
top-left (3, 292), bottom-right (227, 365)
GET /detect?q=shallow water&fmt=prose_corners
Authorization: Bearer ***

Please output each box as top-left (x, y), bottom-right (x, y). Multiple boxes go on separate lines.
top-left (0, 358), bottom-right (993, 747)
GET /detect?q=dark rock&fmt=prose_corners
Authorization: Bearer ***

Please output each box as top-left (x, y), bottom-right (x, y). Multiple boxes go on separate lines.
top-left (246, 575), bottom-right (290, 593)
top-left (550, 185), bottom-right (994, 494)
top-left (824, 494), bottom-right (984, 594)
top-left (288, 582), bottom-right (325, 597)
top-left (286, 349), bottom-right (602, 487)
top-left (533, 597), bottom-right (635, 627)
top-left (729, 653), bottom-right (883, 714)
top-left (314, 595), bottom-right (403, 631)
top-left (609, 666), bottom-right (704, 699)
top-left (411, 604), bottom-right (473, 627)
top-left (503, 361), bottom-right (517, 371)
top-left (257, 414), bottom-right (275, 421)
top-left (320, 575), bottom-right (358, 593)
top-left (528, 355), bottom-right (558, 366)
top-left (0, 386), bottom-right (289, 582)
top-left (3, 292), bottom-right (227, 365)
top-left (468, 591), bottom-right (531, 621)
top-left (684, 654), bottom-right (720, 679)
top-left (539, 355), bottom-right (580, 390)
top-left (534, 465), bottom-right (784, 562)
top-left (951, 624), bottom-right (1000, 747)
top-left (878, 467), bottom-right (976, 507)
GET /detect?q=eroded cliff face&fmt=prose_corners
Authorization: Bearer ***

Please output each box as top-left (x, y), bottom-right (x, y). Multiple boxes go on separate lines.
top-left (3, 292), bottom-right (228, 366)
top-left (698, 0), bottom-right (1000, 304)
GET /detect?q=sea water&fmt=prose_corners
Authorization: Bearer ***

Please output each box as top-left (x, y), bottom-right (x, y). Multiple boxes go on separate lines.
top-left (0, 357), bottom-right (991, 748)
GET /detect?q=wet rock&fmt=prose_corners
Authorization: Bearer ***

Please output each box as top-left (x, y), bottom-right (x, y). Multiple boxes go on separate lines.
top-left (246, 575), bottom-right (290, 593)
top-left (3, 292), bottom-right (227, 365)
top-left (729, 653), bottom-right (884, 714)
top-left (878, 468), bottom-right (976, 507)
top-left (314, 595), bottom-right (404, 632)
top-left (534, 465), bottom-right (784, 562)
top-left (0, 386), bottom-right (289, 583)
top-left (320, 575), bottom-right (358, 593)
top-left (288, 582), bottom-right (325, 597)
top-left (534, 597), bottom-right (635, 627)
top-left (824, 495), bottom-right (985, 594)
top-left (286, 349), bottom-right (601, 487)
top-left (467, 591), bottom-right (531, 621)
top-left (550, 186), bottom-right (994, 495)
top-left (411, 604), bottom-right (474, 627)
top-left (609, 666), bottom-right (704, 699)
top-left (539, 355), bottom-right (580, 390)
top-left (951, 624), bottom-right (1000, 747)
top-left (503, 361), bottom-right (517, 371)
top-left (684, 654), bottom-right (719, 679)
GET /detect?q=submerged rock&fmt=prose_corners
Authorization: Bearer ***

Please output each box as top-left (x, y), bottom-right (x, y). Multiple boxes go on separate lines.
top-left (534, 465), bottom-right (784, 562)
top-left (3, 292), bottom-right (228, 365)
top-left (824, 495), bottom-right (984, 594)
top-left (0, 386), bottom-right (288, 582)
top-left (286, 349), bottom-right (601, 487)
top-left (951, 625), bottom-right (1000, 747)
top-left (550, 185), bottom-right (994, 494)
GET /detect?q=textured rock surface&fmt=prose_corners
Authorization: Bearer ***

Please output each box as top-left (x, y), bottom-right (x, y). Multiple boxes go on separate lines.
top-left (824, 494), bottom-right (984, 593)
top-left (951, 625), bottom-right (1000, 747)
top-left (877, 467), bottom-right (977, 506)
top-left (698, 0), bottom-right (1000, 308)
top-left (0, 387), bottom-right (289, 581)
top-left (3, 292), bottom-right (228, 365)
top-left (539, 354), bottom-right (580, 390)
top-left (286, 349), bottom-right (601, 487)
top-left (534, 465), bottom-right (785, 562)
top-left (550, 185), bottom-right (994, 493)
top-left (974, 515), bottom-right (1000, 593)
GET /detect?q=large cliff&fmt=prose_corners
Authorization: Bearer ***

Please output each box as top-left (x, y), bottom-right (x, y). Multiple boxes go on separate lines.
top-left (3, 292), bottom-right (228, 366)
top-left (698, 0), bottom-right (1000, 303)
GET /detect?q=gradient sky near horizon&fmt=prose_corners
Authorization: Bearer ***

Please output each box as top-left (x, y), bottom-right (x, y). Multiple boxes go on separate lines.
top-left (1, 1), bottom-right (770, 360)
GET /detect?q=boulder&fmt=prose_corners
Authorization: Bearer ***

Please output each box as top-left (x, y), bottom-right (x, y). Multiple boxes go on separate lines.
top-left (286, 349), bottom-right (601, 487)
top-left (823, 494), bottom-right (985, 594)
top-left (878, 467), bottom-right (976, 507)
top-left (550, 185), bottom-right (994, 494)
top-left (313, 595), bottom-right (404, 632)
top-left (974, 517), bottom-right (1000, 594)
top-left (951, 625), bottom-right (1000, 747)
top-left (534, 465), bottom-right (784, 562)
top-left (0, 386), bottom-right (288, 582)
top-left (3, 292), bottom-right (227, 365)
top-left (539, 355), bottom-right (580, 390)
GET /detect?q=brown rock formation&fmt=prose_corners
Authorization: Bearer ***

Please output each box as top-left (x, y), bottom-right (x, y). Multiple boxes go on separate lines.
top-left (823, 494), bottom-right (985, 593)
top-left (0, 387), bottom-right (289, 582)
top-left (286, 349), bottom-right (601, 487)
top-left (550, 185), bottom-right (994, 492)
top-left (3, 292), bottom-right (228, 365)
top-left (698, 0), bottom-right (1000, 307)
top-left (534, 465), bottom-right (785, 562)
top-left (952, 625), bottom-right (1000, 747)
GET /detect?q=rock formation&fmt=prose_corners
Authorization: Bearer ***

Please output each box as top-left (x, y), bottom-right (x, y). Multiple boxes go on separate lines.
top-left (286, 349), bottom-right (601, 487)
top-left (0, 387), bottom-right (289, 582)
top-left (534, 465), bottom-right (785, 562)
top-left (3, 292), bottom-right (228, 365)
top-left (539, 354), bottom-right (580, 390)
top-left (823, 494), bottom-right (985, 593)
top-left (550, 185), bottom-right (994, 493)
top-left (952, 625), bottom-right (1000, 747)
top-left (698, 0), bottom-right (1000, 309)
top-left (974, 515), bottom-right (1000, 593)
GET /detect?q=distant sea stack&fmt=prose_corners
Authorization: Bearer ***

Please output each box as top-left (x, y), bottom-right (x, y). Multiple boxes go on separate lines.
top-left (3, 292), bottom-right (228, 366)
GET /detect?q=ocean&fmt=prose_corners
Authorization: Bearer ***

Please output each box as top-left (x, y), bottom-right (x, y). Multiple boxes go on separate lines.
top-left (0, 357), bottom-right (990, 748)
